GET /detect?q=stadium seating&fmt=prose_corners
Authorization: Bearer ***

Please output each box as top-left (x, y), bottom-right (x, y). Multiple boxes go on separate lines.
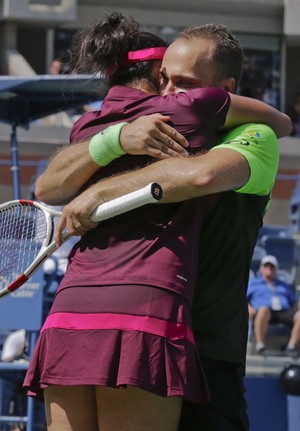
top-left (289, 175), bottom-right (300, 233)
top-left (0, 268), bottom-right (45, 431)
top-left (258, 224), bottom-right (291, 241)
top-left (248, 228), bottom-right (300, 355)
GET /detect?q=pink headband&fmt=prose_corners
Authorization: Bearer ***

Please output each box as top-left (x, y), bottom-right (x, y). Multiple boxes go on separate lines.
top-left (125, 47), bottom-right (167, 63)
top-left (108, 47), bottom-right (167, 77)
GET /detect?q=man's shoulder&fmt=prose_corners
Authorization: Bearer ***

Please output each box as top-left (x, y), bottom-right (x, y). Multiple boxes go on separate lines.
top-left (218, 123), bottom-right (276, 144)
top-left (216, 123), bottom-right (279, 196)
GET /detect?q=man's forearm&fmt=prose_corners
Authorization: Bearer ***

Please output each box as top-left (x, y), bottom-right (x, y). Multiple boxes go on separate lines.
top-left (54, 147), bottom-right (250, 243)
top-left (35, 140), bottom-right (100, 205)
top-left (93, 148), bottom-right (250, 204)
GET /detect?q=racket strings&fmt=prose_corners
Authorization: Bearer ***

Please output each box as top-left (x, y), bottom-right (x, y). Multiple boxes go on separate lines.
top-left (0, 203), bottom-right (47, 289)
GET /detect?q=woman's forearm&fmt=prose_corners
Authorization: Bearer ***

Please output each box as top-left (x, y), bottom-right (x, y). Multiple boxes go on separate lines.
top-left (35, 140), bottom-right (100, 205)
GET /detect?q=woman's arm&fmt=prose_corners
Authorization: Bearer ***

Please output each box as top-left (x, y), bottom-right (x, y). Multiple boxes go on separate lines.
top-left (36, 93), bottom-right (290, 205)
top-left (35, 114), bottom-right (188, 205)
top-left (223, 93), bottom-right (292, 138)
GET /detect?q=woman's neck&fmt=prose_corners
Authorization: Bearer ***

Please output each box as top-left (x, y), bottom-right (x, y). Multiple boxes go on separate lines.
top-left (127, 78), bottom-right (159, 95)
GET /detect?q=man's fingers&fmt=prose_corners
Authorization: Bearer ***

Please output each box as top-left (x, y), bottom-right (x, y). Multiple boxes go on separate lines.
top-left (55, 215), bottom-right (66, 246)
top-left (67, 218), bottom-right (87, 236)
top-left (55, 214), bottom-right (90, 246)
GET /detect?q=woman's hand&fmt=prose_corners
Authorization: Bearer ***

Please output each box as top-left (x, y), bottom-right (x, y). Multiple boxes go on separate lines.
top-left (120, 114), bottom-right (189, 158)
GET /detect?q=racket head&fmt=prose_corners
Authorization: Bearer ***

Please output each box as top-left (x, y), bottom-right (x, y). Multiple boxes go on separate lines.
top-left (0, 200), bottom-right (54, 296)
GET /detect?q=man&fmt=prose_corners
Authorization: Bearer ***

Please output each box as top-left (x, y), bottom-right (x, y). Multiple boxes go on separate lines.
top-left (35, 25), bottom-right (291, 431)
top-left (247, 254), bottom-right (300, 354)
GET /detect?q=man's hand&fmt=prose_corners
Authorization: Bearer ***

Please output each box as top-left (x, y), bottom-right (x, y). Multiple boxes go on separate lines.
top-left (120, 114), bottom-right (189, 158)
top-left (55, 186), bottom-right (102, 246)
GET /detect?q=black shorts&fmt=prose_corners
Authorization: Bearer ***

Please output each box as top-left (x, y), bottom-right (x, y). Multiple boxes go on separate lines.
top-left (178, 357), bottom-right (249, 431)
top-left (270, 308), bottom-right (296, 326)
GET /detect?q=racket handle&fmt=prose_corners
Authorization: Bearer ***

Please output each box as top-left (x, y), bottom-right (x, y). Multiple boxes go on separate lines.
top-left (90, 183), bottom-right (163, 222)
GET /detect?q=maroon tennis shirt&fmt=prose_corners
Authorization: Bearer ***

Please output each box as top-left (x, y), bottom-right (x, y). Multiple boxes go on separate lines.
top-left (59, 86), bottom-right (230, 305)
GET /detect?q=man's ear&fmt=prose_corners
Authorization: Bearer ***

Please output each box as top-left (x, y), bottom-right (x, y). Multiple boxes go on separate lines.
top-left (220, 77), bottom-right (236, 94)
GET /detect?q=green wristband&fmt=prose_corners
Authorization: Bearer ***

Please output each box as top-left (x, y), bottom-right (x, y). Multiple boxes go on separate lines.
top-left (89, 122), bottom-right (127, 166)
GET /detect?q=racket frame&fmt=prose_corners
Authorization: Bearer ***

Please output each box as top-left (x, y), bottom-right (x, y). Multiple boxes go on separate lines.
top-left (0, 199), bottom-right (62, 297)
top-left (0, 183), bottom-right (162, 298)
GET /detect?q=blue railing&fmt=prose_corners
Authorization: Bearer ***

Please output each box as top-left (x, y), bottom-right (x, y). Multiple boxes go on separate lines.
top-left (0, 159), bottom-right (42, 167)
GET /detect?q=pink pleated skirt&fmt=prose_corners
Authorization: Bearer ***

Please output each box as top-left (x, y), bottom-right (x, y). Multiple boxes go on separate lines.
top-left (23, 284), bottom-right (209, 404)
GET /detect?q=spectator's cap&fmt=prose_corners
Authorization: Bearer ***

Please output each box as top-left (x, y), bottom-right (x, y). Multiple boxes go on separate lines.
top-left (261, 255), bottom-right (279, 268)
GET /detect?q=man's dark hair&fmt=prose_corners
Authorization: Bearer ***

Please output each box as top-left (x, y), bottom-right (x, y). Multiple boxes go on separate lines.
top-left (178, 24), bottom-right (244, 92)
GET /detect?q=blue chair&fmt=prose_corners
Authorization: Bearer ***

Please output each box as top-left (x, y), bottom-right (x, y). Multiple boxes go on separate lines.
top-left (250, 245), bottom-right (267, 276)
top-left (260, 235), bottom-right (298, 282)
top-left (258, 225), bottom-right (291, 243)
top-left (289, 176), bottom-right (300, 232)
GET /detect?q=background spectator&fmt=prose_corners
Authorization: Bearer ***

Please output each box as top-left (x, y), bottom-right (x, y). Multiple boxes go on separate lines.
top-left (286, 91), bottom-right (300, 137)
top-left (247, 254), bottom-right (300, 354)
top-left (49, 58), bottom-right (64, 75)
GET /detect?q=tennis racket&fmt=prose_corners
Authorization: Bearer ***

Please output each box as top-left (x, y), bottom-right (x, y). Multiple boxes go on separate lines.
top-left (0, 182), bottom-right (163, 298)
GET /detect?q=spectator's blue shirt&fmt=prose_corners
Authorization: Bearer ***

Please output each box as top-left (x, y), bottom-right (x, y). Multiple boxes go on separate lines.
top-left (247, 276), bottom-right (296, 310)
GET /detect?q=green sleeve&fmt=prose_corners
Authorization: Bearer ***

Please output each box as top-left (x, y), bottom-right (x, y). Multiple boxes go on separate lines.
top-left (212, 123), bottom-right (279, 195)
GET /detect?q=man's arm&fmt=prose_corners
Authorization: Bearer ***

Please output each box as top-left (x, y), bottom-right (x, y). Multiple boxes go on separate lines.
top-left (55, 123), bottom-right (278, 243)
top-left (92, 147), bottom-right (249, 202)
top-left (54, 147), bottom-right (249, 242)
top-left (35, 114), bottom-right (189, 205)
top-left (224, 93), bottom-right (292, 138)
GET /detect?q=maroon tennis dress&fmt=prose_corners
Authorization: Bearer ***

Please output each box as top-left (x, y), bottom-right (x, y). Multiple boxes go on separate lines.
top-left (24, 86), bottom-right (229, 403)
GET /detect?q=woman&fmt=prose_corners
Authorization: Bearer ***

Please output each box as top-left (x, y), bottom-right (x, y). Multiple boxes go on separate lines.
top-left (24, 12), bottom-right (291, 431)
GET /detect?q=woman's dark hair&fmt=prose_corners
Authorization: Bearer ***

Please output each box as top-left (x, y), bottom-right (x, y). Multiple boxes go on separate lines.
top-left (69, 11), bottom-right (167, 86)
